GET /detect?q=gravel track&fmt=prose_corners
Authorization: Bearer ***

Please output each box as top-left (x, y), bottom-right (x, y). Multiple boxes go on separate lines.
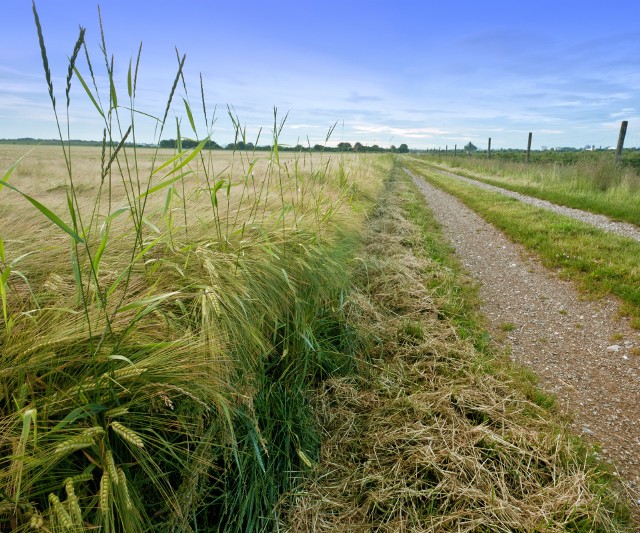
top-left (406, 169), bottom-right (640, 516)
top-left (427, 165), bottom-right (640, 242)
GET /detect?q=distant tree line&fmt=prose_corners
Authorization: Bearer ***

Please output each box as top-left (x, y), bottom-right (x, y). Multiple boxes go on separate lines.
top-left (158, 139), bottom-right (410, 153)
top-left (1, 137), bottom-right (410, 153)
top-left (158, 139), bottom-right (222, 149)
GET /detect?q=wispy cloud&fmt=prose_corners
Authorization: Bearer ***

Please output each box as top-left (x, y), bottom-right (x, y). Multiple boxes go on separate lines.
top-left (344, 92), bottom-right (383, 104)
top-left (351, 124), bottom-right (453, 139)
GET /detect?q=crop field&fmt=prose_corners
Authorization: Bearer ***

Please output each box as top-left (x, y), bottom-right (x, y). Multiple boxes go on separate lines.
top-left (0, 139), bottom-right (389, 531)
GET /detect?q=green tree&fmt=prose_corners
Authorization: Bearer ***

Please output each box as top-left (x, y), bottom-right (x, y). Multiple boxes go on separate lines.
top-left (464, 142), bottom-right (477, 153)
top-left (337, 142), bottom-right (352, 152)
top-left (398, 143), bottom-right (409, 153)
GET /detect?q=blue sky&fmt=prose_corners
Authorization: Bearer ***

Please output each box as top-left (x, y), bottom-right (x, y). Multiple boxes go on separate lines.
top-left (1, 0), bottom-right (639, 149)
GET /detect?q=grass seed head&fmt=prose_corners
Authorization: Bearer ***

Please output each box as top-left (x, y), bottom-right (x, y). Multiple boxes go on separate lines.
top-left (99, 471), bottom-right (110, 512)
top-left (110, 421), bottom-right (144, 448)
top-left (104, 449), bottom-right (119, 485)
top-left (117, 467), bottom-right (133, 510)
top-left (48, 493), bottom-right (73, 529)
top-left (55, 434), bottom-right (95, 455)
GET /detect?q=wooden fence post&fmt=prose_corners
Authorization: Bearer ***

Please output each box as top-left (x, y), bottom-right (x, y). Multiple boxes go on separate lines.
top-left (616, 120), bottom-right (628, 163)
top-left (488, 137), bottom-right (491, 158)
top-left (526, 132), bottom-right (532, 163)
top-left (454, 144), bottom-right (457, 156)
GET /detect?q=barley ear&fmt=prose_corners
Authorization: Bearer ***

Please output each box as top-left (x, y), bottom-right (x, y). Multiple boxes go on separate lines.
top-left (117, 467), bottom-right (133, 510)
top-left (104, 449), bottom-right (119, 485)
top-left (99, 471), bottom-right (110, 512)
top-left (32, 1), bottom-right (55, 109)
top-left (110, 421), bottom-right (144, 448)
top-left (48, 493), bottom-right (73, 529)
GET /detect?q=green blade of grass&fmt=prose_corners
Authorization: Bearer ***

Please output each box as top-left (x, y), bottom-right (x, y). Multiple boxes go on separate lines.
top-left (0, 266), bottom-right (11, 328)
top-left (209, 178), bottom-right (226, 207)
top-left (0, 180), bottom-right (84, 243)
top-left (51, 404), bottom-right (107, 433)
top-left (109, 55), bottom-right (118, 110)
top-left (127, 58), bottom-right (132, 98)
top-left (73, 66), bottom-right (104, 118)
top-left (151, 137), bottom-right (209, 177)
top-left (136, 171), bottom-right (191, 200)
top-left (163, 186), bottom-right (173, 217)
top-left (118, 106), bottom-right (162, 122)
top-left (105, 206), bottom-right (130, 223)
top-left (92, 225), bottom-right (110, 276)
top-left (13, 409), bottom-right (35, 507)
top-left (0, 154), bottom-right (28, 193)
top-left (182, 97), bottom-right (197, 134)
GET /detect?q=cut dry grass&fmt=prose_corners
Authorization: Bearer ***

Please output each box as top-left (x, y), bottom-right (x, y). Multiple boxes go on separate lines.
top-left (281, 165), bottom-right (631, 531)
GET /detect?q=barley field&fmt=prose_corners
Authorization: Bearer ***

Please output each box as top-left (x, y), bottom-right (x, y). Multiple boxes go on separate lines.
top-left (0, 137), bottom-right (388, 531)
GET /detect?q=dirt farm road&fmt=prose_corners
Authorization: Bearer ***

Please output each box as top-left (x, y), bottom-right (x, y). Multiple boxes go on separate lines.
top-left (406, 169), bottom-right (640, 517)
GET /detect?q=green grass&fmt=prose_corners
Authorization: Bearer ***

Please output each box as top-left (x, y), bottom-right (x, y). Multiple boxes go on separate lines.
top-left (412, 152), bottom-right (640, 225)
top-left (404, 158), bottom-right (640, 328)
